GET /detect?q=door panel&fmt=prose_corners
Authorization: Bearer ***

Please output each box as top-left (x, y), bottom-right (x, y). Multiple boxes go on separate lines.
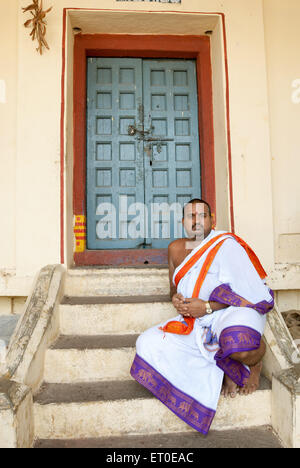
top-left (87, 58), bottom-right (145, 249)
top-left (143, 60), bottom-right (201, 248)
top-left (86, 58), bottom-right (201, 250)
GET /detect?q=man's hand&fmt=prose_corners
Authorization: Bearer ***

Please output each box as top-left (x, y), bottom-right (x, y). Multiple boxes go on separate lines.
top-left (172, 293), bottom-right (185, 312)
top-left (175, 297), bottom-right (207, 318)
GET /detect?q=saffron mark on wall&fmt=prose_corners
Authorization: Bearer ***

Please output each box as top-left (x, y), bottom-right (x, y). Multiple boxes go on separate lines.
top-left (0, 80), bottom-right (6, 104)
top-left (74, 215), bottom-right (86, 253)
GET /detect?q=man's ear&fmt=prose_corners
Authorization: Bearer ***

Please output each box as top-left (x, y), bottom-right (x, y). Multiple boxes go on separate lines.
top-left (211, 213), bottom-right (216, 229)
top-left (182, 217), bottom-right (187, 235)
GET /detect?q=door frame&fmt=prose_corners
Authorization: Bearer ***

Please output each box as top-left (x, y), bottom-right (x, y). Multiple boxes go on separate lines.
top-left (73, 34), bottom-right (215, 266)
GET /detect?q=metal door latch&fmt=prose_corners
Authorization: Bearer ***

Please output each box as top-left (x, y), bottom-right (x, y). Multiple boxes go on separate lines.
top-left (127, 124), bottom-right (154, 140)
top-left (128, 123), bottom-right (174, 165)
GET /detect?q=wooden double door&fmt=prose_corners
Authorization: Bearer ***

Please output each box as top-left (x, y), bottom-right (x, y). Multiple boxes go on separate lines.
top-left (86, 57), bottom-right (201, 250)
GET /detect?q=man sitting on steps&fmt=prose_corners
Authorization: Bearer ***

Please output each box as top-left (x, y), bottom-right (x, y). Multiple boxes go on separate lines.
top-left (130, 198), bottom-right (274, 435)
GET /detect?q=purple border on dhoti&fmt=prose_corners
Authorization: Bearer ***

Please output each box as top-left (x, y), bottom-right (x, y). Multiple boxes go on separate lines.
top-left (214, 325), bottom-right (262, 386)
top-left (130, 353), bottom-right (216, 435)
top-left (209, 283), bottom-right (274, 315)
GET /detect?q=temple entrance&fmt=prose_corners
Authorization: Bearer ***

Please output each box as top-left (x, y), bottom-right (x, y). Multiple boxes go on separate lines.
top-left (86, 58), bottom-right (201, 250)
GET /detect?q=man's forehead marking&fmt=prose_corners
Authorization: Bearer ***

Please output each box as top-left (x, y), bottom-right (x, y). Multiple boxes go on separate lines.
top-left (185, 203), bottom-right (208, 212)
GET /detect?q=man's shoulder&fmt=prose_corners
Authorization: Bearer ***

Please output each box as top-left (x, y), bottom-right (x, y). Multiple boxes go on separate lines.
top-left (222, 236), bottom-right (244, 250)
top-left (168, 238), bottom-right (186, 252)
top-left (168, 239), bottom-right (187, 268)
top-left (218, 236), bottom-right (251, 262)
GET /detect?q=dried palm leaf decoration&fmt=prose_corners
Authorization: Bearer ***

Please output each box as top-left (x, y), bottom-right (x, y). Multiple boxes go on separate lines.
top-left (22, 0), bottom-right (53, 55)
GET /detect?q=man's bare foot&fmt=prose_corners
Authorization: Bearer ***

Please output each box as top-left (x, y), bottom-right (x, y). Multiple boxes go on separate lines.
top-left (239, 361), bottom-right (262, 396)
top-left (221, 373), bottom-right (238, 398)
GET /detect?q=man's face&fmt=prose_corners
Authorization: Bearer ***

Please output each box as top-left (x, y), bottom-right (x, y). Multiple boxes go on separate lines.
top-left (182, 202), bottom-right (212, 241)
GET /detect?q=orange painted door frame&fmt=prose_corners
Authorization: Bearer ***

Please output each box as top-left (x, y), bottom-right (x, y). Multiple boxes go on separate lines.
top-left (73, 34), bottom-right (215, 266)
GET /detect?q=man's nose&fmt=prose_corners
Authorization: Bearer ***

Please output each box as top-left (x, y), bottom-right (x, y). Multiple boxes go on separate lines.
top-left (195, 215), bottom-right (203, 224)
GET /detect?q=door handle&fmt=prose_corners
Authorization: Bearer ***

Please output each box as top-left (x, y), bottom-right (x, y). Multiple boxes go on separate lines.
top-left (127, 124), bottom-right (154, 140)
top-left (128, 119), bottom-right (174, 162)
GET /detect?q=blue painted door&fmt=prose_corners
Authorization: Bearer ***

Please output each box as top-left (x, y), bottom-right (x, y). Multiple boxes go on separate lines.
top-left (86, 58), bottom-right (201, 250)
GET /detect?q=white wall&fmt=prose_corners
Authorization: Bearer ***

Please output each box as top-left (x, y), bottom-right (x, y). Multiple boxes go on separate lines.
top-left (1, 0), bottom-right (299, 293)
top-left (263, 0), bottom-right (300, 264)
top-left (0, 0), bottom-right (18, 272)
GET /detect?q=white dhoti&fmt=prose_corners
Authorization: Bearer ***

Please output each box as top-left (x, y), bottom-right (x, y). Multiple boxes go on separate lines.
top-left (130, 231), bottom-right (274, 434)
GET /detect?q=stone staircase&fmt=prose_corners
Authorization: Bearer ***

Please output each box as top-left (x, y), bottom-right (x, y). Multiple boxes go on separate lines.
top-left (33, 268), bottom-right (283, 448)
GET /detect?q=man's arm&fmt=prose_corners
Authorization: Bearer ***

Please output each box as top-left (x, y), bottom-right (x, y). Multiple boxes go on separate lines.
top-left (177, 298), bottom-right (229, 317)
top-left (209, 284), bottom-right (274, 315)
top-left (168, 243), bottom-right (178, 301)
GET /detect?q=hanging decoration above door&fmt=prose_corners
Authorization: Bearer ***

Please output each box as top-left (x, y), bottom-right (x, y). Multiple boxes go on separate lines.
top-left (22, 0), bottom-right (53, 55)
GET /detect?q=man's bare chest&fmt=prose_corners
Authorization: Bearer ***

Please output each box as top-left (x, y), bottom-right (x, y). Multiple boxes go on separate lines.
top-left (173, 249), bottom-right (193, 271)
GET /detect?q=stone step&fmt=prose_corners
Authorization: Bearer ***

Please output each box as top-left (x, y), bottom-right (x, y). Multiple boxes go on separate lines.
top-left (59, 296), bottom-right (174, 336)
top-left (34, 426), bottom-right (283, 448)
top-left (64, 268), bottom-right (169, 297)
top-left (44, 334), bottom-right (138, 383)
top-left (33, 379), bottom-right (272, 440)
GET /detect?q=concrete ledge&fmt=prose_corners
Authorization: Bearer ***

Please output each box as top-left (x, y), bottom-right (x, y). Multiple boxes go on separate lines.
top-left (272, 365), bottom-right (300, 448)
top-left (66, 265), bottom-right (300, 292)
top-left (0, 265), bottom-right (66, 447)
top-left (0, 378), bottom-right (33, 448)
top-left (268, 264), bottom-right (300, 291)
top-left (5, 265), bottom-right (65, 391)
top-left (263, 305), bottom-right (300, 381)
top-left (0, 273), bottom-right (34, 297)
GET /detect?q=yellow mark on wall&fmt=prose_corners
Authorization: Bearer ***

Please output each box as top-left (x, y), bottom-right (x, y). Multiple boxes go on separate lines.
top-left (74, 215), bottom-right (86, 253)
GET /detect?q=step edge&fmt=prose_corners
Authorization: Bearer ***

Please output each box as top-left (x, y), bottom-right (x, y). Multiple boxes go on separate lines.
top-left (61, 295), bottom-right (171, 305)
top-left (33, 380), bottom-right (272, 406)
top-left (66, 267), bottom-right (169, 274)
top-left (34, 388), bottom-right (272, 407)
top-left (33, 425), bottom-right (283, 448)
top-left (48, 334), bottom-right (139, 350)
